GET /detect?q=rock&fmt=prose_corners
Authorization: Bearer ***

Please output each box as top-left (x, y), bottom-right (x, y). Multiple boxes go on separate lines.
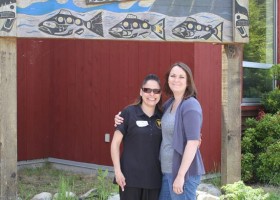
top-left (197, 183), bottom-right (221, 197)
top-left (108, 193), bottom-right (119, 200)
top-left (53, 191), bottom-right (76, 199)
top-left (197, 191), bottom-right (220, 200)
top-left (31, 192), bottom-right (52, 200)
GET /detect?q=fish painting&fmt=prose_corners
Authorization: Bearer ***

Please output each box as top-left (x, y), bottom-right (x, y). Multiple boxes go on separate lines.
top-left (235, 0), bottom-right (249, 38)
top-left (172, 17), bottom-right (223, 42)
top-left (0, 0), bottom-right (16, 32)
top-left (109, 14), bottom-right (165, 40)
top-left (38, 9), bottom-right (103, 37)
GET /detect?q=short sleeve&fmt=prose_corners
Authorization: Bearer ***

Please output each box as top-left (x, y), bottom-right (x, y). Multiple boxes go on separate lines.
top-left (115, 107), bottom-right (130, 136)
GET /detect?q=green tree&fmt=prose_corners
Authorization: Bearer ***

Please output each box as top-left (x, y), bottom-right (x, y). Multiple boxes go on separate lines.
top-left (242, 0), bottom-right (274, 99)
top-left (244, 0), bottom-right (267, 62)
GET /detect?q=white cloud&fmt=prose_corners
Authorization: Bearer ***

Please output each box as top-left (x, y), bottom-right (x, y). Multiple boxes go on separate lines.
top-left (57, 0), bottom-right (68, 4)
top-left (139, 0), bottom-right (155, 7)
top-left (119, 0), bottom-right (155, 9)
top-left (73, 0), bottom-right (99, 8)
top-left (118, 1), bottom-right (135, 9)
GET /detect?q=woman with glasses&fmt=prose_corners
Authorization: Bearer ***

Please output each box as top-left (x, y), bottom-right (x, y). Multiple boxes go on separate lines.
top-left (111, 74), bottom-right (163, 200)
top-left (115, 62), bottom-right (205, 200)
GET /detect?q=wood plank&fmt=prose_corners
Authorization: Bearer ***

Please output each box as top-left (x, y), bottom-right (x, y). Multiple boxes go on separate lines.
top-left (0, 37), bottom-right (17, 199)
top-left (221, 44), bottom-right (242, 184)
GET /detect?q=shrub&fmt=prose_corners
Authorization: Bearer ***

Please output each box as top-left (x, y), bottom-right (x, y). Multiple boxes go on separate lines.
top-left (220, 181), bottom-right (269, 200)
top-left (257, 141), bottom-right (280, 186)
top-left (261, 88), bottom-right (280, 114)
top-left (241, 128), bottom-right (257, 153)
top-left (241, 153), bottom-right (255, 182)
top-left (241, 113), bottom-right (280, 184)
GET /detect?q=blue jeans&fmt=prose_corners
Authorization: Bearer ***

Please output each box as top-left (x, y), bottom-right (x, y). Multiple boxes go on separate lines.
top-left (159, 173), bottom-right (201, 200)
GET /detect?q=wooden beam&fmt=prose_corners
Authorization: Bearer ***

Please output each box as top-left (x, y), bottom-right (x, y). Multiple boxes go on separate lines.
top-left (0, 37), bottom-right (17, 199)
top-left (221, 44), bottom-right (242, 185)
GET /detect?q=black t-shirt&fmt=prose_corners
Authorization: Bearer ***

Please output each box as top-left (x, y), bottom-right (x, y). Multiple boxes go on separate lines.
top-left (116, 104), bottom-right (162, 189)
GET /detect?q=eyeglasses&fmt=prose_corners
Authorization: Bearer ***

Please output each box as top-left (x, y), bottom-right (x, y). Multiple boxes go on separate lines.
top-left (142, 88), bottom-right (161, 94)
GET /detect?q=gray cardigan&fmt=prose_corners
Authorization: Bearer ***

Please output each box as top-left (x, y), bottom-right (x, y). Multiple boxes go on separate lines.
top-left (163, 97), bottom-right (205, 181)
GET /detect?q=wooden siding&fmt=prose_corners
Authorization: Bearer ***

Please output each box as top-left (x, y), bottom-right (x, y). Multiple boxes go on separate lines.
top-left (17, 39), bottom-right (52, 160)
top-left (194, 43), bottom-right (222, 171)
top-left (17, 39), bottom-right (221, 172)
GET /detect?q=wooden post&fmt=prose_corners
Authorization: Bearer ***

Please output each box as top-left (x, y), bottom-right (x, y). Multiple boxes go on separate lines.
top-left (221, 44), bottom-right (242, 185)
top-left (0, 38), bottom-right (17, 199)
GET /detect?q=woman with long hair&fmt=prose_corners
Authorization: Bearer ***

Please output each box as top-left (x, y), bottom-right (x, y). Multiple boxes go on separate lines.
top-left (111, 74), bottom-right (163, 200)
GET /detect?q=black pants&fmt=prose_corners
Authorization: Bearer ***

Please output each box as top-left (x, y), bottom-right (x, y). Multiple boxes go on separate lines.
top-left (119, 186), bottom-right (160, 200)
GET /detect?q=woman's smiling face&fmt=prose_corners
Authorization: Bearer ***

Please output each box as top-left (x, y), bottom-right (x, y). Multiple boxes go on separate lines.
top-left (168, 65), bottom-right (187, 96)
top-left (140, 80), bottom-right (161, 108)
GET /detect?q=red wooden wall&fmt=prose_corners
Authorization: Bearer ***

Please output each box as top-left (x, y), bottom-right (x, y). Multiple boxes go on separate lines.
top-left (17, 39), bottom-right (221, 172)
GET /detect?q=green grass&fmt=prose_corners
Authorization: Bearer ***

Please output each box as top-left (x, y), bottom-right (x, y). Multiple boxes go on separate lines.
top-left (18, 163), bottom-right (118, 200)
top-left (202, 176), bottom-right (221, 188)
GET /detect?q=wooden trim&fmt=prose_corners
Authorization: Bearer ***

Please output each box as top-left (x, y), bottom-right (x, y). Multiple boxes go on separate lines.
top-left (0, 38), bottom-right (17, 199)
top-left (221, 44), bottom-right (242, 184)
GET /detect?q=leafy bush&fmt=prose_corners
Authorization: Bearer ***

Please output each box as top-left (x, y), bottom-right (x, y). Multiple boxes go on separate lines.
top-left (261, 88), bottom-right (280, 114)
top-left (241, 128), bottom-right (257, 153)
top-left (241, 113), bottom-right (280, 184)
top-left (220, 181), bottom-right (269, 200)
top-left (257, 141), bottom-right (280, 185)
top-left (241, 153), bottom-right (255, 182)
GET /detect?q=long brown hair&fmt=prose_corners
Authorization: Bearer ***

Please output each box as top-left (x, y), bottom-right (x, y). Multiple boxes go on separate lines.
top-left (164, 62), bottom-right (197, 99)
top-left (133, 74), bottom-right (162, 110)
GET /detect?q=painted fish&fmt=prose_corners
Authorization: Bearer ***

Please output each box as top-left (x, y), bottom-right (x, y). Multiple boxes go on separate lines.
top-left (39, 9), bottom-right (103, 37)
top-left (109, 14), bottom-right (165, 40)
top-left (172, 17), bottom-right (223, 41)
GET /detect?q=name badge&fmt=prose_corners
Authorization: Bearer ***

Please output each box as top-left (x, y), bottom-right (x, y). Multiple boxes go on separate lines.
top-left (136, 120), bottom-right (149, 127)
